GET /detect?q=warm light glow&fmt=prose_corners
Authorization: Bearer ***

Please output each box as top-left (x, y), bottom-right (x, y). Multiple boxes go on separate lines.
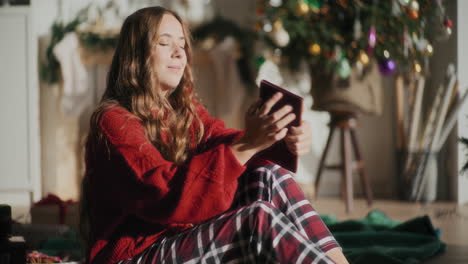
top-left (414, 62), bottom-right (422, 73)
top-left (359, 51), bottom-right (369, 65)
top-left (309, 43), bottom-right (321, 55)
top-left (297, 2), bottom-right (310, 15)
top-left (426, 44), bottom-right (433, 55)
top-left (383, 50), bottom-right (390, 58)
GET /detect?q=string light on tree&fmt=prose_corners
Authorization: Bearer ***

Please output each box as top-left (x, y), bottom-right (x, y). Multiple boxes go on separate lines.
top-left (258, 0), bottom-right (452, 78)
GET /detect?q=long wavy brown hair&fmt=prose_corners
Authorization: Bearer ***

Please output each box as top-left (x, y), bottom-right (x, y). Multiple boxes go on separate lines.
top-left (80, 6), bottom-right (204, 255)
top-left (92, 6), bottom-right (203, 162)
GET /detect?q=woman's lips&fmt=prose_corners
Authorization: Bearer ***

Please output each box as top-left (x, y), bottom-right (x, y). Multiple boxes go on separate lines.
top-left (168, 66), bottom-right (181, 70)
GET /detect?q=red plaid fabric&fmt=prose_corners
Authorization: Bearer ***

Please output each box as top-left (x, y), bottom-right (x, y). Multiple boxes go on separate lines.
top-left (117, 164), bottom-right (339, 263)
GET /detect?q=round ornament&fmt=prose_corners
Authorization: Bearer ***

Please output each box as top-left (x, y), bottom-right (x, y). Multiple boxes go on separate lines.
top-left (297, 2), bottom-right (310, 15)
top-left (409, 0), bottom-right (419, 12)
top-left (337, 58), bottom-right (351, 79)
top-left (358, 50), bottom-right (370, 65)
top-left (273, 27), bottom-right (290, 47)
top-left (378, 59), bottom-right (396, 75)
top-left (309, 43), bottom-right (321, 55)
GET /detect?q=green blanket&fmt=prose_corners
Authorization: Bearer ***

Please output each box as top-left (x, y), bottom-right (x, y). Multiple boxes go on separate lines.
top-left (322, 210), bottom-right (446, 264)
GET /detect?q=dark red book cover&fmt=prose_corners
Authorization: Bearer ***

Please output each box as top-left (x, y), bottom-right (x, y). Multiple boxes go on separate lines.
top-left (254, 80), bottom-right (303, 172)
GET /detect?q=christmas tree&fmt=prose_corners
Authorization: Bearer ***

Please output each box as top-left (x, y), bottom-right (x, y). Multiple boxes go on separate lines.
top-left (256, 0), bottom-right (452, 79)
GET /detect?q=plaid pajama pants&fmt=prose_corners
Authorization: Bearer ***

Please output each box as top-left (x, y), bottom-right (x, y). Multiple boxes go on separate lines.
top-left (118, 164), bottom-right (339, 264)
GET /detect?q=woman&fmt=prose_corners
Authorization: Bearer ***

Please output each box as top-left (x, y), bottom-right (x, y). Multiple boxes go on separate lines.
top-left (81, 6), bottom-right (348, 264)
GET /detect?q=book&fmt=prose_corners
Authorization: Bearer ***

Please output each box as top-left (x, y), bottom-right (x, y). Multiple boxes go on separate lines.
top-left (254, 80), bottom-right (304, 172)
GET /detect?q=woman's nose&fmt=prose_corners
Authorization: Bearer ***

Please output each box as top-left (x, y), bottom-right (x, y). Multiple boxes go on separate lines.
top-left (172, 44), bottom-right (183, 58)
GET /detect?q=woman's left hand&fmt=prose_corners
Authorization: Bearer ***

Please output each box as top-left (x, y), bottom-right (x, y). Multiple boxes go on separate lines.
top-left (285, 120), bottom-right (312, 156)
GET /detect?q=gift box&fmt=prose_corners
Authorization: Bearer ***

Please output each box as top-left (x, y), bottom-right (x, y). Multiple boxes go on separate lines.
top-left (30, 194), bottom-right (79, 228)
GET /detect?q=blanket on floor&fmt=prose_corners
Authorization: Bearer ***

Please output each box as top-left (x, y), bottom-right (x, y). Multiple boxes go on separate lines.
top-left (321, 210), bottom-right (446, 264)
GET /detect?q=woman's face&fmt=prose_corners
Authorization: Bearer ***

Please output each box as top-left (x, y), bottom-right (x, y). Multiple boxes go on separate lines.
top-left (154, 14), bottom-right (187, 94)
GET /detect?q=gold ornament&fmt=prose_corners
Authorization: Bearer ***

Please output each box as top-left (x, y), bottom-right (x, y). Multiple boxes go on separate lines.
top-left (273, 19), bottom-right (282, 31)
top-left (297, 2), bottom-right (310, 15)
top-left (414, 62), bottom-right (422, 73)
top-left (309, 43), bottom-right (321, 55)
top-left (358, 51), bottom-right (370, 65)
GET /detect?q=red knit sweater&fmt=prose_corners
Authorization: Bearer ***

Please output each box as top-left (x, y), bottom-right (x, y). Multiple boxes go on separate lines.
top-left (85, 104), bottom-right (247, 264)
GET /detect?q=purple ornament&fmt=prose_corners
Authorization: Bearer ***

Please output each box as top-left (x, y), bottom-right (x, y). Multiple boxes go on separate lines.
top-left (378, 59), bottom-right (396, 76)
top-left (368, 26), bottom-right (376, 47)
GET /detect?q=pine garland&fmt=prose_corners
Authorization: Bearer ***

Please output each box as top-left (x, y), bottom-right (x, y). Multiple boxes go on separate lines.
top-left (40, 15), bottom-right (257, 92)
top-left (40, 18), bottom-right (84, 83)
top-left (192, 16), bottom-right (258, 94)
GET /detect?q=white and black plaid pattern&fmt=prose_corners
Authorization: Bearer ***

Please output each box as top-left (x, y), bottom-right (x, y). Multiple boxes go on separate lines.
top-left (117, 164), bottom-right (338, 263)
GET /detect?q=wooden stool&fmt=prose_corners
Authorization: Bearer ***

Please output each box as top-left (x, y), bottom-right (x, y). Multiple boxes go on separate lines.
top-left (314, 111), bottom-right (373, 213)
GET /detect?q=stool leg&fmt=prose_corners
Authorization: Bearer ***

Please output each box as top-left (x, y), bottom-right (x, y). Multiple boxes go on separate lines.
top-left (350, 129), bottom-right (373, 206)
top-left (314, 126), bottom-right (335, 200)
top-left (341, 128), bottom-right (353, 213)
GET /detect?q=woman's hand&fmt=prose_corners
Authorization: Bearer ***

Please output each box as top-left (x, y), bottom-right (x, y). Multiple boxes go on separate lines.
top-left (242, 92), bottom-right (296, 152)
top-left (285, 120), bottom-right (312, 156)
top-left (231, 93), bottom-right (296, 164)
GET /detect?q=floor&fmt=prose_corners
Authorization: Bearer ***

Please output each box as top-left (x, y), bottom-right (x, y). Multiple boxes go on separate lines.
top-left (10, 193), bottom-right (468, 263)
top-left (310, 196), bottom-right (468, 264)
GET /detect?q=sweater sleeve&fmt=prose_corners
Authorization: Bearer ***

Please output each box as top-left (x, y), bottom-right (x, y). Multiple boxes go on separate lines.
top-left (99, 107), bottom-right (246, 225)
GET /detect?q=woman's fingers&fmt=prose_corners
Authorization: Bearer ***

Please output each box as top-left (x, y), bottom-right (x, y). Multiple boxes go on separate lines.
top-left (247, 98), bottom-right (262, 115)
top-left (270, 113), bottom-right (296, 132)
top-left (259, 92), bottom-right (282, 116)
top-left (285, 133), bottom-right (308, 143)
top-left (274, 127), bottom-right (288, 141)
top-left (287, 141), bottom-right (312, 155)
top-left (267, 104), bottom-right (293, 123)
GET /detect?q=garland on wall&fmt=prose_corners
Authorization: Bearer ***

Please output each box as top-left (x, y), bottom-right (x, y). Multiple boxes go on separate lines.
top-left (40, 18), bottom-right (85, 83)
top-left (191, 16), bottom-right (258, 93)
top-left (40, 13), bottom-right (258, 94)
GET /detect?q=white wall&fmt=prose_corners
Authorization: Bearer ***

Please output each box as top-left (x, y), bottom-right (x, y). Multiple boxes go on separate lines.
top-left (457, 0), bottom-right (468, 204)
top-left (6, 0), bottom-right (465, 202)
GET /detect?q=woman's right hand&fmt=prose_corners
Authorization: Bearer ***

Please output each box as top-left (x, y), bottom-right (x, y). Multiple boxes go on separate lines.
top-left (242, 92), bottom-right (296, 153)
top-left (231, 92), bottom-right (296, 165)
